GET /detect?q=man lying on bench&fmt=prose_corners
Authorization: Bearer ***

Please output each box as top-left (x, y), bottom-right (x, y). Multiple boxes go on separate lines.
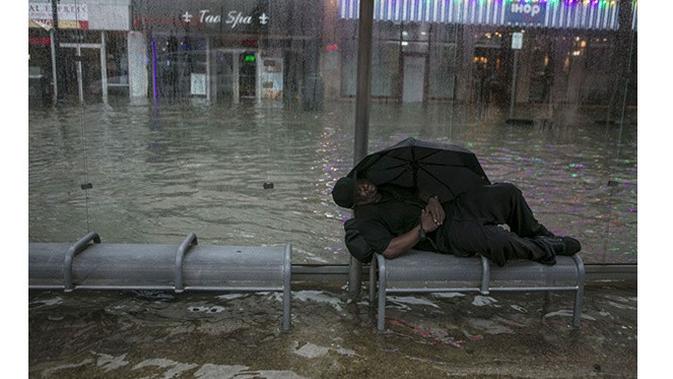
top-left (331, 177), bottom-right (581, 266)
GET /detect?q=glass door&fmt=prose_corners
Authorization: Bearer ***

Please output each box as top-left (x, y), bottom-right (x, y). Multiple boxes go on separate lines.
top-left (80, 47), bottom-right (103, 103)
top-left (239, 51), bottom-right (257, 99)
top-left (59, 47), bottom-right (81, 103)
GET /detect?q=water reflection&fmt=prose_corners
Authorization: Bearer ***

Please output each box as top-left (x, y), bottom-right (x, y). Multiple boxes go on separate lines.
top-left (29, 100), bottom-right (636, 264)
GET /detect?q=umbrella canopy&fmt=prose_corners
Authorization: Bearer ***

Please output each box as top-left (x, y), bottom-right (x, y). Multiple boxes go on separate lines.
top-left (347, 138), bottom-right (490, 202)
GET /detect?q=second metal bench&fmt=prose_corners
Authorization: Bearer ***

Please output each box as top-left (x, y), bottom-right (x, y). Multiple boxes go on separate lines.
top-left (369, 249), bottom-right (585, 331)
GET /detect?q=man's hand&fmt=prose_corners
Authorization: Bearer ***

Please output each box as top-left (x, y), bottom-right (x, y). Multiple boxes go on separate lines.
top-left (421, 209), bottom-right (440, 233)
top-left (425, 196), bottom-right (445, 228)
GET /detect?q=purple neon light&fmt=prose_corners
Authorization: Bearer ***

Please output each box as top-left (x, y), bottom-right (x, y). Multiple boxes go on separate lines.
top-left (151, 39), bottom-right (158, 100)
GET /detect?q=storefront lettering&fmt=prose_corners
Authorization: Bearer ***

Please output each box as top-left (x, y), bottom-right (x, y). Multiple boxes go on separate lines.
top-left (225, 11), bottom-right (252, 29)
top-left (29, 3), bottom-right (89, 30)
top-left (510, 3), bottom-right (541, 18)
top-left (199, 10), bottom-right (221, 24)
top-left (505, 0), bottom-right (546, 25)
top-left (180, 9), bottom-right (260, 29)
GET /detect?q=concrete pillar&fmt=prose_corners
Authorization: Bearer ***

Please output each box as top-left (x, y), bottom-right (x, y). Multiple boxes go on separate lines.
top-left (566, 50), bottom-right (585, 104)
top-left (209, 45), bottom-right (218, 103)
top-left (551, 37), bottom-right (572, 104)
top-left (127, 31), bottom-right (148, 99)
top-left (455, 26), bottom-right (475, 103)
top-left (516, 44), bottom-right (532, 104)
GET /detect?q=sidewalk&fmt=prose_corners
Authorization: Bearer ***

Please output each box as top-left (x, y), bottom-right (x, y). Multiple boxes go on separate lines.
top-left (29, 282), bottom-right (636, 378)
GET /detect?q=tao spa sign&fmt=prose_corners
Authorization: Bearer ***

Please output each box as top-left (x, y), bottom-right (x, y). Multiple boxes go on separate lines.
top-left (132, 0), bottom-right (269, 34)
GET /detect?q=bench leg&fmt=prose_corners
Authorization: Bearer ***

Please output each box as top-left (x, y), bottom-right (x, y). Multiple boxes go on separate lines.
top-left (572, 254), bottom-right (585, 329)
top-left (282, 244), bottom-right (292, 332)
top-left (573, 287), bottom-right (583, 328)
top-left (376, 255), bottom-right (386, 331)
top-left (369, 262), bottom-right (376, 305)
top-left (377, 287), bottom-right (385, 331)
top-left (543, 291), bottom-right (552, 314)
top-left (282, 292), bottom-right (290, 331)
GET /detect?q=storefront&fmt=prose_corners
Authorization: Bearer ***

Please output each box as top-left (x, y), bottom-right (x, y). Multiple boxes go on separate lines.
top-left (336, 0), bottom-right (637, 106)
top-left (131, 0), bottom-right (322, 108)
top-left (29, 0), bottom-right (132, 105)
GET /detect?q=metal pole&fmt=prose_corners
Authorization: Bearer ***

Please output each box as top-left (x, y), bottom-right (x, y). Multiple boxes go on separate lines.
top-left (151, 37), bottom-right (158, 101)
top-left (206, 37), bottom-right (211, 102)
top-left (100, 31), bottom-right (108, 103)
top-left (76, 46), bottom-right (84, 104)
top-left (508, 49), bottom-right (519, 120)
top-left (256, 50), bottom-right (262, 104)
top-left (233, 51), bottom-right (240, 104)
top-left (348, 0), bottom-right (375, 299)
top-left (50, 29), bottom-right (58, 102)
top-left (51, 0), bottom-right (65, 104)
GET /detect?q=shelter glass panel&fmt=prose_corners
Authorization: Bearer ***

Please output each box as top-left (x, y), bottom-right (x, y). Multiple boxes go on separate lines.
top-left (28, 0), bottom-right (637, 265)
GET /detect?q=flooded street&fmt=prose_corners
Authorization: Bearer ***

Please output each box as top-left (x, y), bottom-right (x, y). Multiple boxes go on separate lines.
top-left (29, 100), bottom-right (636, 264)
top-left (29, 100), bottom-right (637, 377)
top-left (29, 283), bottom-right (637, 378)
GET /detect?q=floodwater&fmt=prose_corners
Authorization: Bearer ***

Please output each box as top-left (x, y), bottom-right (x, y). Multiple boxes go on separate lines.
top-left (28, 283), bottom-right (637, 378)
top-left (29, 99), bottom-right (636, 264)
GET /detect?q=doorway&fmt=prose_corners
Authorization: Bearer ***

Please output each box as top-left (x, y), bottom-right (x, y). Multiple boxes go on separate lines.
top-left (211, 49), bottom-right (259, 104)
top-left (402, 55), bottom-right (425, 103)
top-left (60, 43), bottom-right (105, 104)
top-left (473, 46), bottom-right (508, 108)
top-left (239, 51), bottom-right (257, 100)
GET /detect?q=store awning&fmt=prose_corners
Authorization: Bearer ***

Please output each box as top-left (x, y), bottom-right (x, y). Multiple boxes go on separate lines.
top-left (338, 0), bottom-right (636, 31)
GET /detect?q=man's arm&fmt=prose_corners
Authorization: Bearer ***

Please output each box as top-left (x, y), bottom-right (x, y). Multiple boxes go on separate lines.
top-left (382, 209), bottom-right (440, 259)
top-left (381, 224), bottom-right (423, 259)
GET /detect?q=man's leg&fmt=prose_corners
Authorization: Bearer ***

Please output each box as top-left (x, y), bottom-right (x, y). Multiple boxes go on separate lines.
top-left (454, 182), bottom-right (553, 238)
top-left (445, 221), bottom-right (554, 267)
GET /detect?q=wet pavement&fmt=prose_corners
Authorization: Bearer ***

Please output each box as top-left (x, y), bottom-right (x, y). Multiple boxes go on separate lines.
top-left (29, 100), bottom-right (637, 265)
top-left (29, 282), bottom-right (636, 378)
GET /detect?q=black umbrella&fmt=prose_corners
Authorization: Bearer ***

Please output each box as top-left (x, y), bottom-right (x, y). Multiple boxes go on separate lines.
top-left (347, 138), bottom-right (490, 202)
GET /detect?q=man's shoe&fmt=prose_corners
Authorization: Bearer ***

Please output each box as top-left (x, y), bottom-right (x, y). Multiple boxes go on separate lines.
top-left (534, 236), bottom-right (581, 256)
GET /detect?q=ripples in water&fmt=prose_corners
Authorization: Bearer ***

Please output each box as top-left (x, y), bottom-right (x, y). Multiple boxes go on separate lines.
top-left (29, 100), bottom-right (636, 263)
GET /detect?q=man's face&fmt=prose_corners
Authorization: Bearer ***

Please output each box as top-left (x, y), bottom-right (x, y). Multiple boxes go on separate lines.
top-left (354, 179), bottom-right (378, 205)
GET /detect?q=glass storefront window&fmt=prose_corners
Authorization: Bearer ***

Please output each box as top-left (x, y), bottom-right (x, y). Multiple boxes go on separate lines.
top-left (29, 28), bottom-right (53, 105)
top-left (29, 0), bottom-right (637, 265)
top-left (106, 31), bottom-right (129, 93)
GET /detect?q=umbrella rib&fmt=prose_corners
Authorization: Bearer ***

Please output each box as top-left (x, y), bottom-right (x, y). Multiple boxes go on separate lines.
top-left (420, 162), bottom-right (475, 168)
top-left (416, 150), bottom-right (442, 161)
top-left (379, 162), bottom-right (412, 170)
top-left (358, 151), bottom-right (412, 174)
top-left (384, 154), bottom-right (413, 164)
top-left (418, 166), bottom-right (457, 198)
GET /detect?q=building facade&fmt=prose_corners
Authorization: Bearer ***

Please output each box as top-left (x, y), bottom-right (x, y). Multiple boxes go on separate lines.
top-left (129, 0), bottom-right (323, 109)
top-left (29, 0), bottom-right (132, 105)
top-left (332, 0), bottom-right (637, 107)
top-left (30, 0), bottom-right (637, 109)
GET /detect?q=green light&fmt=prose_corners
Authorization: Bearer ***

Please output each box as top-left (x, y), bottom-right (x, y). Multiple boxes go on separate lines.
top-left (243, 54), bottom-right (256, 63)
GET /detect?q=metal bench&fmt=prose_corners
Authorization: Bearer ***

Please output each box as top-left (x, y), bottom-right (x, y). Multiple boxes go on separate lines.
top-left (29, 232), bottom-right (292, 331)
top-left (368, 249), bottom-right (585, 331)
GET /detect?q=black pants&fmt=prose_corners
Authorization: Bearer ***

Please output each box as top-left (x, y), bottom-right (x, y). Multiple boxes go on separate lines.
top-left (434, 183), bottom-right (551, 266)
